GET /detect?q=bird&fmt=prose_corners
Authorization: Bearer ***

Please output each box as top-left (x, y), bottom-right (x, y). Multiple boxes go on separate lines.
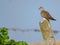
top-left (39, 7), bottom-right (56, 21)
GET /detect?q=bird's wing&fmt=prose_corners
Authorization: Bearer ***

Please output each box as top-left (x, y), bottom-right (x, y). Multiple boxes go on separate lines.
top-left (45, 11), bottom-right (56, 20)
top-left (44, 11), bottom-right (52, 18)
top-left (41, 11), bottom-right (55, 20)
top-left (41, 11), bottom-right (50, 18)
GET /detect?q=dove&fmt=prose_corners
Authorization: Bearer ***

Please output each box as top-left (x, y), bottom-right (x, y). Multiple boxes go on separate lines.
top-left (39, 7), bottom-right (56, 21)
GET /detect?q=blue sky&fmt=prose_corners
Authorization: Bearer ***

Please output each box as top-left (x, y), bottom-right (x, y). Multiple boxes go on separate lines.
top-left (0, 0), bottom-right (60, 42)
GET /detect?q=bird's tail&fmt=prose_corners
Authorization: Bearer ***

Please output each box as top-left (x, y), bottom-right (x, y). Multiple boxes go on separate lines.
top-left (51, 18), bottom-right (56, 21)
top-left (49, 17), bottom-right (56, 21)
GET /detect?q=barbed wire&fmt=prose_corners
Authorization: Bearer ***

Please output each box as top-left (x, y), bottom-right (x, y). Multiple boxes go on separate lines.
top-left (8, 28), bottom-right (60, 34)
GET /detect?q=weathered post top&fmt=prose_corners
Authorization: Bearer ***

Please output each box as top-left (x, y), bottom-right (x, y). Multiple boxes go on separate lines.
top-left (39, 19), bottom-right (56, 45)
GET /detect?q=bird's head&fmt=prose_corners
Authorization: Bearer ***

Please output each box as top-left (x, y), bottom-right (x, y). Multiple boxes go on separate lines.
top-left (39, 6), bottom-right (44, 11)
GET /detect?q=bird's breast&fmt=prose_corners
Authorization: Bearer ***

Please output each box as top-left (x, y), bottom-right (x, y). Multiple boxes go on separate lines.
top-left (41, 12), bottom-right (47, 18)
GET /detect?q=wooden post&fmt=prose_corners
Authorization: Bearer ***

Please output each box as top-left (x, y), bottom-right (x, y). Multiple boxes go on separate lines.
top-left (39, 19), bottom-right (56, 45)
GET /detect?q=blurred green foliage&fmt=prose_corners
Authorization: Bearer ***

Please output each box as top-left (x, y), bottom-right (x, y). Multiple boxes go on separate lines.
top-left (0, 27), bottom-right (28, 45)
